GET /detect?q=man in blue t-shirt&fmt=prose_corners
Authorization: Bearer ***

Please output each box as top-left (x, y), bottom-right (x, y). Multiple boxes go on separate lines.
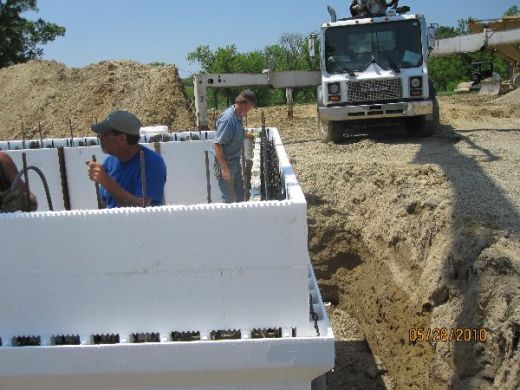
top-left (213, 90), bottom-right (256, 203)
top-left (87, 110), bottom-right (166, 208)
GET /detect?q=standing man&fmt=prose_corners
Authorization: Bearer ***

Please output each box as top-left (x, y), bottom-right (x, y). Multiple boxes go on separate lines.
top-left (87, 110), bottom-right (166, 208)
top-left (213, 90), bottom-right (256, 203)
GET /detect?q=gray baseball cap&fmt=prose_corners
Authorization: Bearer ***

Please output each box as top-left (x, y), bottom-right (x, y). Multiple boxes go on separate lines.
top-left (91, 110), bottom-right (142, 135)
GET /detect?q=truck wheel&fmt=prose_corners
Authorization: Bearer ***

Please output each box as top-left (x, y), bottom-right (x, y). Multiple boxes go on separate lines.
top-left (407, 80), bottom-right (439, 137)
top-left (319, 120), bottom-right (344, 143)
top-left (406, 116), bottom-right (434, 137)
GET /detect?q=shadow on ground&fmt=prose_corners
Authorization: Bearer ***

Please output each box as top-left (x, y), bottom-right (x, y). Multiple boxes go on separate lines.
top-left (325, 340), bottom-right (387, 390)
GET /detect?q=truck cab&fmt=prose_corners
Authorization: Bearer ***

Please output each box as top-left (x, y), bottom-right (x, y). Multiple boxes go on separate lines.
top-left (317, 9), bottom-right (438, 142)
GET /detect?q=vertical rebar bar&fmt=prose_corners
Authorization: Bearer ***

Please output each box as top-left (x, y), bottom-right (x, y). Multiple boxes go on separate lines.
top-left (153, 142), bottom-right (165, 205)
top-left (140, 150), bottom-right (147, 208)
top-left (69, 118), bottom-right (74, 147)
top-left (91, 155), bottom-right (103, 209)
top-left (38, 122), bottom-right (44, 148)
top-left (21, 152), bottom-right (30, 210)
top-left (204, 150), bottom-right (212, 204)
top-left (58, 146), bottom-right (71, 210)
top-left (241, 144), bottom-right (246, 201)
top-left (21, 123), bottom-right (26, 150)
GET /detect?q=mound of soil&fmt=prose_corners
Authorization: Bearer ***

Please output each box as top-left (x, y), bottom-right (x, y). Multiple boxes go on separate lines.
top-left (495, 86), bottom-right (520, 106)
top-left (0, 60), bottom-right (195, 140)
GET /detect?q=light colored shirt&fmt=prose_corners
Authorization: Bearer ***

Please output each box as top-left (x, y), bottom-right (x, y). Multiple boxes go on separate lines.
top-left (213, 105), bottom-right (244, 160)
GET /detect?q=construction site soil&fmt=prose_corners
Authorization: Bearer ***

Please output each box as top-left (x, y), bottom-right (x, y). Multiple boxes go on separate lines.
top-left (2, 60), bottom-right (520, 389)
top-left (0, 60), bottom-right (195, 140)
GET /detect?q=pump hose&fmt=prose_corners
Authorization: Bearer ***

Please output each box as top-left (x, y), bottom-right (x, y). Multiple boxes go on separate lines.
top-left (9, 165), bottom-right (54, 211)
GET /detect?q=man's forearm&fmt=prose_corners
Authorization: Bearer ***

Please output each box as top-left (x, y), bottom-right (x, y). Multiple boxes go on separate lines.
top-left (101, 175), bottom-right (151, 207)
top-left (213, 144), bottom-right (228, 170)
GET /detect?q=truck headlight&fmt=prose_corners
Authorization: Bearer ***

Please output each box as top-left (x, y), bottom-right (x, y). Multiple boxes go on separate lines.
top-left (409, 77), bottom-right (423, 97)
top-left (410, 77), bottom-right (422, 89)
top-left (328, 83), bottom-right (340, 94)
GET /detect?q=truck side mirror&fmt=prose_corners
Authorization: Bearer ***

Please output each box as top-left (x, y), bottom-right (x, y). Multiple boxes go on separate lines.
top-left (427, 24), bottom-right (438, 50)
top-left (308, 35), bottom-right (317, 59)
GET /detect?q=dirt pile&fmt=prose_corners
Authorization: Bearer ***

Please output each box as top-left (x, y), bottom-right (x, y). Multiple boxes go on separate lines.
top-left (0, 60), bottom-right (195, 140)
top-left (247, 96), bottom-right (520, 389)
top-left (495, 86), bottom-right (520, 106)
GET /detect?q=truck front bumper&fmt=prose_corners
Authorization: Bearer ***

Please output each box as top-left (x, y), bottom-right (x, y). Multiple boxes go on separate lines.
top-left (318, 100), bottom-right (433, 122)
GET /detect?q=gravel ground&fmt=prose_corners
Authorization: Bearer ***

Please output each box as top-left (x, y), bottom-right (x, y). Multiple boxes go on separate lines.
top-left (247, 94), bottom-right (520, 389)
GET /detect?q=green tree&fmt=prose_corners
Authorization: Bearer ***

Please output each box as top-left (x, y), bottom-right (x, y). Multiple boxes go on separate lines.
top-left (187, 33), bottom-right (318, 107)
top-left (0, 0), bottom-right (65, 68)
top-left (186, 44), bottom-right (215, 73)
top-left (503, 5), bottom-right (519, 16)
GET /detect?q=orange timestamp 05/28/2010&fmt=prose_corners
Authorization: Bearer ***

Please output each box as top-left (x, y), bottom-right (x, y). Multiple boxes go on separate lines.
top-left (409, 327), bottom-right (487, 343)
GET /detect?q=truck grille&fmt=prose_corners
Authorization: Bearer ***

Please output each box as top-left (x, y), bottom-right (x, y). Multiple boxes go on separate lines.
top-left (347, 78), bottom-right (403, 103)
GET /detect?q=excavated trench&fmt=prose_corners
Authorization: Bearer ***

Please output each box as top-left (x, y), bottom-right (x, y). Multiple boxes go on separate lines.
top-left (312, 228), bottom-right (436, 389)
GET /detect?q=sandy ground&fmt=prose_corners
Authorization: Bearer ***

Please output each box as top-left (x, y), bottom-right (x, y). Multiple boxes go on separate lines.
top-left (246, 94), bottom-right (520, 389)
top-left (1, 60), bottom-right (519, 389)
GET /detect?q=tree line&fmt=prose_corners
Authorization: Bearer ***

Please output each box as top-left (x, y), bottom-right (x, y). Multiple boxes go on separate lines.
top-left (186, 33), bottom-right (319, 109)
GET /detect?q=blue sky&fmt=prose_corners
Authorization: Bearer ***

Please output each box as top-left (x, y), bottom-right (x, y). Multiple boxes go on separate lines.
top-left (29, 0), bottom-right (519, 77)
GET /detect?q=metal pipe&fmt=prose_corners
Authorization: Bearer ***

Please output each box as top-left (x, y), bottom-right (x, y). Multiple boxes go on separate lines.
top-left (91, 155), bottom-right (103, 209)
top-left (139, 150), bottom-right (147, 208)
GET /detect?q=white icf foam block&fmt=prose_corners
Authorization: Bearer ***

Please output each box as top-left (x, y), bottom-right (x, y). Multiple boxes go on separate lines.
top-left (0, 129), bottom-right (334, 390)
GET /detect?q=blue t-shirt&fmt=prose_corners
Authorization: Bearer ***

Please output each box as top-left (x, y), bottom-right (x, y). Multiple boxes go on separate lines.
top-left (213, 105), bottom-right (245, 160)
top-left (101, 146), bottom-right (167, 208)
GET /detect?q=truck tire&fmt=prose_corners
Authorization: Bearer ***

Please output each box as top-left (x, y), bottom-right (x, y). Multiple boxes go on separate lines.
top-left (318, 112), bottom-right (344, 143)
top-left (317, 86), bottom-right (344, 143)
top-left (319, 120), bottom-right (343, 143)
top-left (406, 115), bottom-right (433, 137)
top-left (406, 79), bottom-right (439, 137)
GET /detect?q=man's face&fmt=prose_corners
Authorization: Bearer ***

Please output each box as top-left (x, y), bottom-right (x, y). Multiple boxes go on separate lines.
top-left (98, 130), bottom-right (124, 154)
top-left (244, 101), bottom-right (255, 114)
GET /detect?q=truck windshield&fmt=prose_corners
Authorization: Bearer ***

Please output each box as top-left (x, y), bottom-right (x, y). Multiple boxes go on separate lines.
top-left (324, 19), bottom-right (423, 74)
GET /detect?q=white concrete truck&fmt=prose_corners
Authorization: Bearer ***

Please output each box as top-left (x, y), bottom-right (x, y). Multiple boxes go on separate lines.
top-left (315, 0), bottom-right (439, 142)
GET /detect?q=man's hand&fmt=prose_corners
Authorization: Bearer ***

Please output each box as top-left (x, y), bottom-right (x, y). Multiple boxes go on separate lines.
top-left (221, 165), bottom-right (231, 182)
top-left (87, 161), bottom-right (109, 186)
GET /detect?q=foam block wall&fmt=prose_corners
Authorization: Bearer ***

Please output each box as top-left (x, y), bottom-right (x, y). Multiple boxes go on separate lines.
top-left (0, 201), bottom-right (309, 343)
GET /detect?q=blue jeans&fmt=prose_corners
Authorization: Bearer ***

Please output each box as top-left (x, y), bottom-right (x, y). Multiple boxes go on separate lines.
top-left (215, 158), bottom-right (244, 203)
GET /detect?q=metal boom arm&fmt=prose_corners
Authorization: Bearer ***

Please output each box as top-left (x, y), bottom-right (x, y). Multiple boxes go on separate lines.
top-left (193, 71), bottom-right (320, 129)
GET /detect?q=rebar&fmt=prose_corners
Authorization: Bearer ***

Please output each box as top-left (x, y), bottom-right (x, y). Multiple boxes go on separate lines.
top-left (91, 155), bottom-right (103, 209)
top-left (140, 150), bottom-right (147, 207)
top-left (9, 165), bottom-right (54, 211)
